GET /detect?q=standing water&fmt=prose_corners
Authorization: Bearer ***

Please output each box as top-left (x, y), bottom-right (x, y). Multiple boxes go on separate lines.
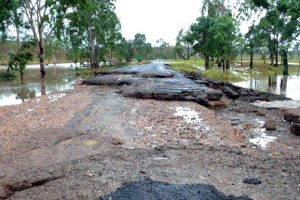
top-left (0, 63), bottom-right (86, 107)
top-left (233, 67), bottom-right (300, 101)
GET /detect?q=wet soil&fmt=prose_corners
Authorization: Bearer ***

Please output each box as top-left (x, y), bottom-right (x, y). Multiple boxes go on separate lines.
top-left (0, 63), bottom-right (299, 199)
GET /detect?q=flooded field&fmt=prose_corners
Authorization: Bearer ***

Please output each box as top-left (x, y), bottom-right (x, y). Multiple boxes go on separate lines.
top-left (0, 64), bottom-right (86, 106)
top-left (234, 74), bottom-right (300, 100)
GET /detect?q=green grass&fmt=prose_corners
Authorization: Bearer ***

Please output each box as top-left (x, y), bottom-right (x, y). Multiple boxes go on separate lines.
top-left (166, 58), bottom-right (300, 82)
top-left (166, 59), bottom-right (244, 82)
top-left (201, 69), bottom-right (244, 82)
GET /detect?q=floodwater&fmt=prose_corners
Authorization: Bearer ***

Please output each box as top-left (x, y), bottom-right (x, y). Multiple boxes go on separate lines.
top-left (233, 69), bottom-right (300, 100)
top-left (0, 63), bottom-right (87, 107)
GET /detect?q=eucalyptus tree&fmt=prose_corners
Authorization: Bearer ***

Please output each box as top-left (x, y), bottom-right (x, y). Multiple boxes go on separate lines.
top-left (190, 16), bottom-right (214, 69)
top-left (175, 29), bottom-right (185, 59)
top-left (133, 33), bottom-right (152, 61)
top-left (201, 0), bottom-right (230, 17)
top-left (4, 0), bottom-right (83, 76)
top-left (208, 16), bottom-right (238, 71)
top-left (189, 0), bottom-right (239, 70)
top-left (64, 0), bottom-right (119, 68)
top-left (182, 31), bottom-right (194, 60)
top-left (115, 38), bottom-right (134, 63)
top-left (242, 0), bottom-right (300, 69)
top-left (156, 39), bottom-right (171, 60)
top-left (103, 12), bottom-right (121, 65)
top-left (0, 0), bottom-right (13, 40)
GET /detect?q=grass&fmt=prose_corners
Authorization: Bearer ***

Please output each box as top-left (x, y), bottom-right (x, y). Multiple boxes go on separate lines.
top-left (201, 69), bottom-right (244, 82)
top-left (166, 59), bottom-right (244, 82)
top-left (166, 58), bottom-right (300, 82)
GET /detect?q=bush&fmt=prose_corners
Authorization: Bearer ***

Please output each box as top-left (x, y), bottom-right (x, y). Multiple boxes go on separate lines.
top-left (0, 72), bottom-right (17, 80)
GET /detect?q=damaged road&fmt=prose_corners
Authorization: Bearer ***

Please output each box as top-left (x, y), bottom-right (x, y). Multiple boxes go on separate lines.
top-left (0, 62), bottom-right (299, 199)
top-left (83, 62), bottom-right (224, 107)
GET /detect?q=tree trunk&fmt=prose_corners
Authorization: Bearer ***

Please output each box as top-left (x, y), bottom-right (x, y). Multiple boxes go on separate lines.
top-left (217, 59), bottom-right (222, 67)
top-left (187, 45), bottom-right (190, 60)
top-left (240, 50), bottom-right (243, 66)
top-left (250, 44), bottom-right (254, 69)
top-left (226, 59), bottom-right (230, 70)
top-left (39, 42), bottom-right (46, 77)
top-left (275, 35), bottom-right (279, 66)
top-left (204, 55), bottom-right (209, 70)
top-left (41, 77), bottom-right (46, 96)
top-left (20, 71), bottom-right (24, 81)
top-left (270, 53), bottom-right (274, 66)
top-left (16, 27), bottom-right (20, 49)
top-left (282, 50), bottom-right (288, 76)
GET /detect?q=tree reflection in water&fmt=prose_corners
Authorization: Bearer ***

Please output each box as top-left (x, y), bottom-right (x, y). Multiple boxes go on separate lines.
top-left (13, 88), bottom-right (36, 102)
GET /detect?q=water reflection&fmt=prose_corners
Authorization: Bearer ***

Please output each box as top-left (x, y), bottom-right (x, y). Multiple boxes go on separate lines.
top-left (14, 88), bottom-right (36, 102)
top-left (0, 67), bottom-right (84, 106)
top-left (234, 74), bottom-right (300, 100)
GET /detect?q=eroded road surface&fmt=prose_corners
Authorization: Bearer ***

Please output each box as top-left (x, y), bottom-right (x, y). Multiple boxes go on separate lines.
top-left (0, 62), bottom-right (299, 199)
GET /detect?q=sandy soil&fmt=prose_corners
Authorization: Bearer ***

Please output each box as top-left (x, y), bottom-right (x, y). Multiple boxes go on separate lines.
top-left (0, 85), bottom-right (91, 151)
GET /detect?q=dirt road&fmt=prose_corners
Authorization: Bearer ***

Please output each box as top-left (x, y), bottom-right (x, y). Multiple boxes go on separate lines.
top-left (0, 62), bottom-right (299, 199)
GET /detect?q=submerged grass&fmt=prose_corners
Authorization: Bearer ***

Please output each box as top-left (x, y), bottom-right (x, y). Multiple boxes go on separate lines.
top-left (166, 58), bottom-right (300, 82)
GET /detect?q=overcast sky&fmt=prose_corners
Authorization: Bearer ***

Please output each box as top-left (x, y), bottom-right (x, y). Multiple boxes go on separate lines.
top-left (115, 0), bottom-right (203, 46)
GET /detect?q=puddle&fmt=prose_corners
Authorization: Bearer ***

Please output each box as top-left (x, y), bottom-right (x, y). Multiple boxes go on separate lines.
top-left (250, 133), bottom-right (277, 150)
top-left (222, 111), bottom-right (277, 150)
top-left (48, 93), bottom-right (67, 102)
top-left (251, 100), bottom-right (300, 109)
top-left (248, 120), bottom-right (277, 150)
top-left (173, 107), bottom-right (211, 132)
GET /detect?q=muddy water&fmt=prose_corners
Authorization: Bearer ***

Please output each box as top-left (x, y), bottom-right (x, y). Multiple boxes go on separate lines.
top-left (0, 66), bottom-right (85, 106)
top-left (234, 73), bottom-right (300, 100)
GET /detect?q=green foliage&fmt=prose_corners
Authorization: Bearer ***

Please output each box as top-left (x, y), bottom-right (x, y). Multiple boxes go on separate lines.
top-left (133, 33), bottom-right (152, 61)
top-left (0, 0), bottom-right (13, 40)
top-left (202, 0), bottom-right (230, 17)
top-left (64, 0), bottom-right (120, 67)
top-left (189, 14), bottom-right (238, 69)
top-left (167, 59), bottom-right (243, 82)
top-left (251, 0), bottom-right (270, 9)
top-left (8, 41), bottom-right (34, 77)
top-left (115, 38), bottom-right (134, 63)
top-left (0, 72), bottom-right (16, 80)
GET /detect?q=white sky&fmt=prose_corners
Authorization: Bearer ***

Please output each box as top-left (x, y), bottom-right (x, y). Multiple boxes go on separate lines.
top-left (115, 0), bottom-right (203, 46)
